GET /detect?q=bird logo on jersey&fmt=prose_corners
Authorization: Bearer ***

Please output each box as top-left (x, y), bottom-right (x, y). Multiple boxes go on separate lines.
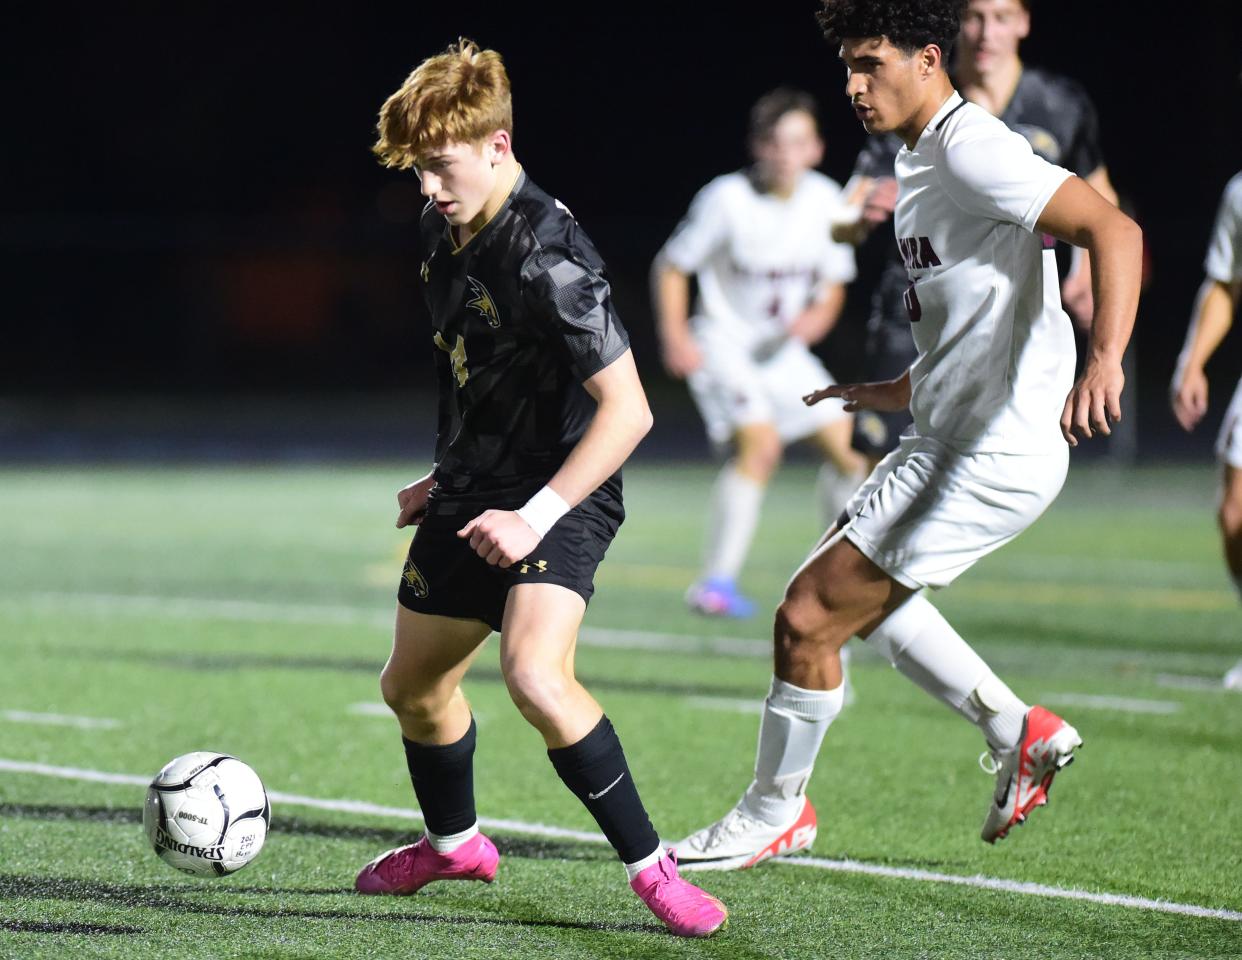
top-left (465, 276), bottom-right (501, 328)
top-left (402, 559), bottom-right (430, 598)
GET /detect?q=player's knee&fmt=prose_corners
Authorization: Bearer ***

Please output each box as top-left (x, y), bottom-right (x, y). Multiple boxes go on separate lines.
top-left (735, 432), bottom-right (783, 479)
top-left (378, 666), bottom-right (441, 724)
top-left (774, 589), bottom-right (835, 657)
top-left (501, 659), bottom-right (569, 726)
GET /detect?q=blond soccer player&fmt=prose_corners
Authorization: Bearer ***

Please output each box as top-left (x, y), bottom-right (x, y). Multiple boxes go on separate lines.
top-left (353, 40), bottom-right (727, 937)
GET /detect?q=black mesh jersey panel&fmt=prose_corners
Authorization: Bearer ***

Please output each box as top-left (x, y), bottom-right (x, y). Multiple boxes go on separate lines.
top-left (416, 170), bottom-right (630, 517)
top-left (855, 68), bottom-right (1105, 342)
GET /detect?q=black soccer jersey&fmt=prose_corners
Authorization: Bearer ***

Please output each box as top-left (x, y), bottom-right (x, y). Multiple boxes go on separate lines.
top-left (415, 169), bottom-right (630, 517)
top-left (855, 67), bottom-right (1105, 343)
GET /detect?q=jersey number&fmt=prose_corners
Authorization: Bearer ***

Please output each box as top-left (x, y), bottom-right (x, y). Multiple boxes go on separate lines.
top-left (902, 283), bottom-right (922, 323)
top-left (434, 332), bottom-right (469, 387)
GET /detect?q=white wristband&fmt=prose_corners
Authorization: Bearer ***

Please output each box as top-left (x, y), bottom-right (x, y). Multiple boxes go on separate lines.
top-left (516, 486), bottom-right (571, 538)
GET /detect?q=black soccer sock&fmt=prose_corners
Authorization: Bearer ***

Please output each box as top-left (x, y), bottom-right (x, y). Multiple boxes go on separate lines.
top-left (402, 717), bottom-right (477, 836)
top-left (547, 715), bottom-right (661, 864)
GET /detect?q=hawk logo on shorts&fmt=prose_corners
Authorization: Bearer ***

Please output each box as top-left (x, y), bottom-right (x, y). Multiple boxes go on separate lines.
top-left (420, 260), bottom-right (430, 283)
top-left (402, 559), bottom-right (430, 598)
top-left (465, 276), bottom-right (500, 328)
top-left (518, 559), bottom-right (548, 575)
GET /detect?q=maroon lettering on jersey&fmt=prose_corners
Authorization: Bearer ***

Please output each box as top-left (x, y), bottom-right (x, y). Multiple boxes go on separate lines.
top-left (902, 283), bottom-right (922, 323)
top-left (897, 236), bottom-right (942, 271)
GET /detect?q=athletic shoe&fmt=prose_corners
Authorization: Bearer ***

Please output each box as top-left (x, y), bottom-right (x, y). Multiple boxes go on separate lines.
top-left (630, 852), bottom-right (728, 938)
top-left (685, 577), bottom-right (757, 618)
top-left (355, 833), bottom-right (498, 895)
top-left (672, 796), bottom-right (817, 871)
top-left (980, 706), bottom-right (1082, 844)
top-left (1224, 660), bottom-right (1242, 691)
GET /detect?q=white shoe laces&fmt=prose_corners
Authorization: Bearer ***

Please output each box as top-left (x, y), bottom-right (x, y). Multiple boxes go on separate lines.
top-left (978, 751), bottom-right (1002, 776)
top-left (700, 807), bottom-right (758, 849)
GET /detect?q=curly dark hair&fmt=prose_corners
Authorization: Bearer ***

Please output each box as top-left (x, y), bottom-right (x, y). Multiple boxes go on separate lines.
top-left (817, 0), bottom-right (966, 56)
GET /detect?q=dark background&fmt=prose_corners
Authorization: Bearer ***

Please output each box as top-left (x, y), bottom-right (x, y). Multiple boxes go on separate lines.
top-left (4, 2), bottom-right (1241, 460)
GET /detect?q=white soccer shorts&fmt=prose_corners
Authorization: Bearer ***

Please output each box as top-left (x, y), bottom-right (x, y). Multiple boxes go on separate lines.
top-left (687, 332), bottom-right (848, 447)
top-left (1216, 379), bottom-right (1242, 468)
top-left (840, 435), bottom-right (1069, 590)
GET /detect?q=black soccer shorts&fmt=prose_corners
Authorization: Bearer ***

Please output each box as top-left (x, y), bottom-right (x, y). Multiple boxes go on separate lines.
top-left (396, 494), bottom-right (623, 632)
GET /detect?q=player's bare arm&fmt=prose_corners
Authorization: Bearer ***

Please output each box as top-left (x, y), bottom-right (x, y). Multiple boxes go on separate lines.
top-left (1034, 174), bottom-right (1142, 445)
top-left (395, 471), bottom-right (436, 528)
top-left (650, 257), bottom-right (702, 378)
top-left (458, 348), bottom-right (652, 566)
top-left (1059, 165), bottom-right (1122, 327)
top-left (1171, 278), bottom-right (1242, 431)
top-left (803, 368), bottom-right (911, 413)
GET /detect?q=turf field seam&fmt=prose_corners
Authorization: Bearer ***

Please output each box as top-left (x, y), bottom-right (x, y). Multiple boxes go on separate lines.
top-left (4, 758), bottom-right (1240, 924)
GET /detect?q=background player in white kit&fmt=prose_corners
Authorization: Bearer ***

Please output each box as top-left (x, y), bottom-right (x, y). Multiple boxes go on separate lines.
top-left (675, 0), bottom-right (1142, 868)
top-left (653, 88), bottom-right (868, 618)
top-left (1171, 171), bottom-right (1242, 690)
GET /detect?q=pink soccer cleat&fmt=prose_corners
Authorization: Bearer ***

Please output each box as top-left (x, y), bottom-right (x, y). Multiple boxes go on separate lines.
top-left (981, 705), bottom-right (1082, 843)
top-left (630, 852), bottom-right (728, 938)
top-left (355, 833), bottom-right (499, 895)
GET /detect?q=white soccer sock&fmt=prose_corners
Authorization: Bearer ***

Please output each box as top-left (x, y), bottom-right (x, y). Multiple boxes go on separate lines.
top-left (425, 822), bottom-right (479, 853)
top-left (623, 845), bottom-right (665, 881)
top-left (741, 676), bottom-right (844, 826)
top-left (816, 463), bottom-right (868, 530)
top-left (865, 594), bottom-right (1027, 752)
top-left (703, 465), bottom-right (765, 582)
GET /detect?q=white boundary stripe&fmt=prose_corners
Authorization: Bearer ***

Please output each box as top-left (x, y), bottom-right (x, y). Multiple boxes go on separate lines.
top-left (787, 856), bottom-right (1242, 923)
top-left (2, 711), bottom-right (122, 730)
top-left (0, 759), bottom-right (603, 844)
top-left (2, 758), bottom-right (1239, 923)
top-left (1038, 693), bottom-right (1182, 715)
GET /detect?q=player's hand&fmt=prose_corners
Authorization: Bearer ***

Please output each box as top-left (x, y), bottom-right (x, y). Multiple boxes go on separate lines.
top-left (457, 510), bottom-right (541, 567)
top-left (1060, 269), bottom-right (1095, 330)
top-left (1170, 366), bottom-right (1208, 432)
top-left (396, 475), bottom-right (435, 528)
top-left (661, 334), bottom-right (702, 379)
top-left (1060, 356), bottom-right (1124, 446)
top-left (804, 378), bottom-right (909, 413)
top-left (862, 177), bottom-right (898, 225)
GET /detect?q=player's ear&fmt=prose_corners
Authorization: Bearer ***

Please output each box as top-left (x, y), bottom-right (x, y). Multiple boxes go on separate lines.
top-left (485, 130), bottom-right (512, 165)
top-left (921, 43), bottom-right (943, 78)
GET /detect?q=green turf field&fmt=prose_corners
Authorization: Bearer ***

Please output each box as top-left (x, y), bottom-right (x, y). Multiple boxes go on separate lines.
top-left (1, 461), bottom-right (1240, 959)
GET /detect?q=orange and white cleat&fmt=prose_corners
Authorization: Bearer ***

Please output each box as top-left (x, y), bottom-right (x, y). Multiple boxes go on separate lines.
top-left (672, 796), bottom-right (817, 871)
top-left (981, 705), bottom-right (1082, 844)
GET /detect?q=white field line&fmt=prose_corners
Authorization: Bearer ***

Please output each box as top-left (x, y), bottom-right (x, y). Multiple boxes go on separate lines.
top-left (2, 711), bottom-right (122, 730)
top-left (1038, 693), bottom-right (1182, 715)
top-left (346, 703), bottom-right (392, 717)
top-left (2, 757), bottom-right (1240, 924)
top-left (1156, 674), bottom-right (1230, 692)
top-left (3, 590), bottom-right (1235, 676)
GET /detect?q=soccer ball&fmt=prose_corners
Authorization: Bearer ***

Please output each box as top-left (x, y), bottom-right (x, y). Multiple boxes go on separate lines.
top-left (143, 752), bottom-right (271, 877)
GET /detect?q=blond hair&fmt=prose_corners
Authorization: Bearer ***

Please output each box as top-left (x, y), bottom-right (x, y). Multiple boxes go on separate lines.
top-left (373, 39), bottom-right (513, 170)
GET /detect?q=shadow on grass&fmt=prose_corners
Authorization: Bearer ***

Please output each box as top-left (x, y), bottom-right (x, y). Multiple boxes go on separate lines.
top-left (0, 873), bottom-right (656, 936)
top-left (1, 919), bottom-right (143, 936)
top-left (0, 804), bottom-right (610, 863)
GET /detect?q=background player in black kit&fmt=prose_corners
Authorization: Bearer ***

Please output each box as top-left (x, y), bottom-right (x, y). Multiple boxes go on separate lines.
top-left (352, 40), bottom-right (728, 939)
top-left (834, 0), bottom-right (1119, 464)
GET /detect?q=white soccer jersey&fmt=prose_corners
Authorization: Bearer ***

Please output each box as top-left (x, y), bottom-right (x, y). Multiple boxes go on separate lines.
top-left (659, 170), bottom-right (857, 352)
top-left (1205, 172), bottom-right (1242, 284)
top-left (893, 92), bottom-right (1075, 454)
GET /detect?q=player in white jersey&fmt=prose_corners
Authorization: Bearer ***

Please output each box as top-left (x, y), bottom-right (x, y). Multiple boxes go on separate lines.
top-left (675, 0), bottom-right (1141, 868)
top-left (1171, 172), bottom-right (1242, 690)
top-left (653, 88), bottom-right (868, 618)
